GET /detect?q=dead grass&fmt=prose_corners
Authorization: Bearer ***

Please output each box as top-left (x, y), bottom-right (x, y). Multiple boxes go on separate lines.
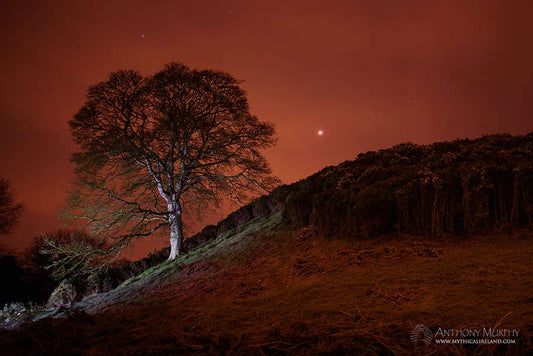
top-left (1, 215), bottom-right (532, 355)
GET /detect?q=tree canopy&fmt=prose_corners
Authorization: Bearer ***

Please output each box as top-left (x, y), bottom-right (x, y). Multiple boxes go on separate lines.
top-left (0, 177), bottom-right (24, 235)
top-left (66, 63), bottom-right (278, 259)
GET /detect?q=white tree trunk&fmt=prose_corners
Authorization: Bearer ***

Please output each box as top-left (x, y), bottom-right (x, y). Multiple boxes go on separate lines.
top-left (167, 212), bottom-right (183, 260)
top-left (169, 235), bottom-right (179, 260)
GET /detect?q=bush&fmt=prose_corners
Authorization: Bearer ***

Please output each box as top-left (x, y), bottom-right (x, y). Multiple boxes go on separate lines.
top-left (47, 279), bottom-right (77, 309)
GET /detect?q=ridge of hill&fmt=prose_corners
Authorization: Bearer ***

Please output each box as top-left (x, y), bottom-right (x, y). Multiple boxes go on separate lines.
top-left (161, 132), bottom-right (533, 252)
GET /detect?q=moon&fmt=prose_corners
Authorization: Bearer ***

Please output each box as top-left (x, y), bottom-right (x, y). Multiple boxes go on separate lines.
top-left (317, 130), bottom-right (324, 136)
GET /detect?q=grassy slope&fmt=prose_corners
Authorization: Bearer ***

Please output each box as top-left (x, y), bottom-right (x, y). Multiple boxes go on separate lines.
top-left (1, 213), bottom-right (532, 355)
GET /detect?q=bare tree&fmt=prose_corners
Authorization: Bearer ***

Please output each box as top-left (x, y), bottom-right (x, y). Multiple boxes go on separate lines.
top-left (30, 229), bottom-right (110, 282)
top-left (0, 177), bottom-right (24, 235)
top-left (65, 63), bottom-right (278, 260)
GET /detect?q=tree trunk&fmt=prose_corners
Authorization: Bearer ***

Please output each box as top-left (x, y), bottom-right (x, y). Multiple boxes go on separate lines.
top-left (168, 212), bottom-right (183, 260)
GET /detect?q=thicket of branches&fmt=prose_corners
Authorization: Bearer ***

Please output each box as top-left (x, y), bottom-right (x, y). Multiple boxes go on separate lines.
top-left (15, 230), bottom-right (117, 299)
top-left (0, 177), bottom-right (23, 235)
top-left (283, 133), bottom-right (533, 237)
top-left (28, 230), bottom-right (111, 282)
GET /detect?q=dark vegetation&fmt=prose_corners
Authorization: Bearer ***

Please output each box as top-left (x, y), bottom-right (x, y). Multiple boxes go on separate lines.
top-left (0, 177), bottom-right (24, 235)
top-left (0, 255), bottom-right (47, 306)
top-left (0, 178), bottom-right (36, 306)
top-left (284, 133), bottom-right (533, 236)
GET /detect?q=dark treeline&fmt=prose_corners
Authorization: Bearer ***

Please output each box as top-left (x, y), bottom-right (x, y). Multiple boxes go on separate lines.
top-left (0, 254), bottom-right (54, 306)
top-left (284, 133), bottom-right (533, 237)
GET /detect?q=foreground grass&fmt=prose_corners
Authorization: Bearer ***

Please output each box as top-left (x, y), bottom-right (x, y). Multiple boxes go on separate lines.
top-left (1, 215), bottom-right (532, 355)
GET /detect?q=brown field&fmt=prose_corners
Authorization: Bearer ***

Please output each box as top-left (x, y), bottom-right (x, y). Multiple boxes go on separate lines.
top-left (1, 214), bottom-right (532, 355)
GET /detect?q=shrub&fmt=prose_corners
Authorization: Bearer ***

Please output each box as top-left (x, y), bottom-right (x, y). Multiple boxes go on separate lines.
top-left (47, 279), bottom-right (77, 309)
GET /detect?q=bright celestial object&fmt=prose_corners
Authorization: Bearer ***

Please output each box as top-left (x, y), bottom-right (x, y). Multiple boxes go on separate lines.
top-left (317, 130), bottom-right (324, 136)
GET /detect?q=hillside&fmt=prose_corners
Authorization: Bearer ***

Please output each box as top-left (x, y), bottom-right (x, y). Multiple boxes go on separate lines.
top-left (1, 133), bottom-right (532, 354)
top-left (99, 132), bottom-right (533, 289)
top-left (1, 213), bottom-right (532, 354)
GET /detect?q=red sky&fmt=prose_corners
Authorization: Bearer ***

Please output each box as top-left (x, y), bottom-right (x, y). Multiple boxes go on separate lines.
top-left (1, 0), bottom-right (532, 259)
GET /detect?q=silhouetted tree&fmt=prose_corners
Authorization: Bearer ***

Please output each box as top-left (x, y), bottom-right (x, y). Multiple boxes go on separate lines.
top-left (65, 63), bottom-right (278, 260)
top-left (0, 177), bottom-right (24, 235)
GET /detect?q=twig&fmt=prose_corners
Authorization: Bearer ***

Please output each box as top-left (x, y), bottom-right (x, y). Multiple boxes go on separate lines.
top-left (492, 311), bottom-right (512, 330)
